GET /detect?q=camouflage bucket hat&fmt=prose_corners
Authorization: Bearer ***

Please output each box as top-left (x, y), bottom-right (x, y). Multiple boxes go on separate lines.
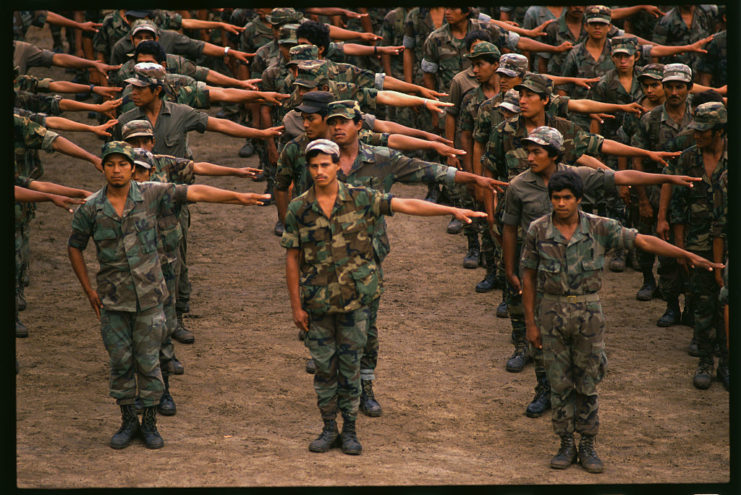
top-left (584, 5), bottom-right (611, 24)
top-left (125, 62), bottom-right (166, 87)
top-left (610, 36), bottom-right (638, 56)
top-left (662, 63), bottom-right (692, 83)
top-left (101, 141), bottom-right (136, 165)
top-left (132, 148), bottom-right (154, 170)
top-left (130, 19), bottom-right (158, 36)
top-left (638, 63), bottom-right (664, 81)
top-left (464, 41), bottom-right (501, 60)
top-left (293, 60), bottom-right (328, 88)
top-left (278, 23), bottom-right (299, 45)
top-left (305, 138), bottom-right (340, 157)
top-left (515, 72), bottom-right (552, 96)
top-left (287, 44), bottom-right (319, 66)
top-left (326, 100), bottom-right (362, 121)
top-left (497, 53), bottom-right (528, 78)
top-left (266, 8), bottom-right (302, 26)
top-left (521, 126), bottom-right (564, 152)
top-left (688, 102), bottom-right (727, 131)
top-left (122, 119), bottom-right (154, 141)
top-left (497, 89), bottom-right (520, 114)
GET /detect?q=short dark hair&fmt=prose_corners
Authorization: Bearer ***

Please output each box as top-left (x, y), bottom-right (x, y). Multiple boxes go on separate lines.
top-left (306, 148), bottom-right (339, 164)
top-left (691, 89), bottom-right (724, 109)
top-left (296, 21), bottom-right (330, 56)
top-left (548, 170), bottom-right (583, 200)
top-left (135, 40), bottom-right (166, 64)
top-left (472, 53), bottom-right (499, 65)
top-left (464, 29), bottom-right (491, 51)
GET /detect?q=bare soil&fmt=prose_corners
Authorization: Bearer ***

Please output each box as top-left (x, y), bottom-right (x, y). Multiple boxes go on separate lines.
top-left (14, 24), bottom-right (729, 489)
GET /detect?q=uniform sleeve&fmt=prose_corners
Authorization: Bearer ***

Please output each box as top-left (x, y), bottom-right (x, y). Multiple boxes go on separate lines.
top-left (668, 154), bottom-right (689, 225)
top-left (711, 169), bottom-right (727, 240)
top-left (651, 15), bottom-right (671, 47)
top-left (24, 42), bottom-right (55, 68)
top-left (458, 91), bottom-right (476, 132)
top-left (501, 186), bottom-right (523, 226)
top-left (280, 203), bottom-right (301, 249)
top-left (575, 129), bottom-right (605, 157)
top-left (605, 218), bottom-right (638, 251)
top-left (169, 158), bottom-right (196, 184)
top-left (447, 78), bottom-right (462, 117)
top-left (169, 31), bottom-right (206, 61)
top-left (183, 107), bottom-right (209, 134)
top-left (68, 203), bottom-right (94, 250)
top-left (576, 166), bottom-right (617, 205)
top-left (520, 222), bottom-right (540, 271)
top-left (370, 189), bottom-right (395, 217)
top-left (390, 150), bottom-right (457, 188)
top-left (472, 100), bottom-right (493, 143)
top-left (421, 33), bottom-right (439, 74)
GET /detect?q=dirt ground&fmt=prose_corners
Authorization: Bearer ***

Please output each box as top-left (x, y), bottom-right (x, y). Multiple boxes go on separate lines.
top-left (14, 24), bottom-right (730, 490)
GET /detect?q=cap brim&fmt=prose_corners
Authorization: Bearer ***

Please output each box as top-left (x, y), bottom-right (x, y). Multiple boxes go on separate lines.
top-left (499, 103), bottom-right (519, 113)
top-left (638, 74), bottom-right (662, 81)
top-left (123, 131), bottom-right (153, 139)
top-left (586, 18), bottom-right (610, 24)
top-left (134, 160), bottom-right (152, 169)
top-left (293, 79), bottom-right (319, 88)
top-left (296, 103), bottom-right (323, 114)
top-left (278, 39), bottom-right (298, 45)
top-left (661, 76), bottom-right (692, 83)
top-left (521, 137), bottom-right (549, 147)
top-left (687, 121), bottom-right (713, 131)
top-left (611, 49), bottom-right (634, 56)
top-left (515, 82), bottom-right (545, 94)
top-left (132, 28), bottom-right (157, 36)
top-left (124, 78), bottom-right (150, 87)
top-left (326, 113), bottom-right (352, 121)
top-left (496, 68), bottom-right (518, 78)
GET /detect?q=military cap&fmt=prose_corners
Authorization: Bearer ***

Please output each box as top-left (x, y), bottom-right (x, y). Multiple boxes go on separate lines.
top-left (497, 53), bottom-right (529, 78)
top-left (132, 148), bottom-right (154, 170)
top-left (326, 100), bottom-right (362, 121)
top-left (296, 91), bottom-right (334, 114)
top-left (287, 44), bottom-right (319, 67)
top-left (101, 141), bottom-right (136, 165)
top-left (266, 8), bottom-right (302, 27)
top-left (130, 19), bottom-right (158, 37)
top-left (464, 41), bottom-right (501, 60)
top-left (293, 60), bottom-right (328, 88)
top-left (305, 138), bottom-right (340, 157)
top-left (584, 5), bottom-right (611, 24)
top-left (610, 35), bottom-right (638, 56)
top-left (125, 10), bottom-right (153, 19)
top-left (125, 62), bottom-right (166, 87)
top-left (638, 63), bottom-right (664, 81)
top-left (278, 23), bottom-right (299, 45)
top-left (687, 102), bottom-right (727, 131)
top-left (122, 119), bottom-right (154, 141)
top-left (497, 89), bottom-right (520, 114)
top-left (521, 126), bottom-right (564, 152)
top-left (662, 63), bottom-right (692, 84)
top-left (515, 72), bottom-right (552, 96)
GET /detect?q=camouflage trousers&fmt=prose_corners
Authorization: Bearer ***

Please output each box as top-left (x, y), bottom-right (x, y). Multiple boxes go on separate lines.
top-left (461, 189), bottom-right (502, 279)
top-left (307, 306), bottom-right (370, 421)
top-left (507, 242), bottom-right (545, 374)
top-left (360, 297), bottom-right (380, 381)
top-left (100, 304), bottom-right (166, 408)
top-left (689, 250), bottom-right (726, 362)
top-left (538, 298), bottom-right (607, 437)
top-left (176, 206), bottom-right (191, 314)
top-left (160, 259), bottom-right (179, 369)
top-left (15, 221), bottom-right (30, 306)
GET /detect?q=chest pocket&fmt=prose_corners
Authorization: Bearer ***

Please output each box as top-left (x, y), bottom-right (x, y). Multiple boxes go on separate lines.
top-left (580, 258), bottom-right (604, 293)
top-left (93, 227), bottom-right (119, 263)
top-left (342, 221), bottom-right (374, 258)
top-left (164, 134), bottom-right (180, 150)
top-left (135, 217), bottom-right (157, 254)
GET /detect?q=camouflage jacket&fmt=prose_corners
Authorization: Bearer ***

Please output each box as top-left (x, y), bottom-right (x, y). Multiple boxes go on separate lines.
top-left (13, 10), bottom-right (47, 41)
top-left (668, 143), bottom-right (727, 252)
top-left (380, 7), bottom-right (408, 80)
top-left (112, 53), bottom-right (210, 87)
top-left (14, 73), bottom-right (54, 93)
top-left (14, 91), bottom-right (62, 116)
top-left (251, 40), bottom-right (280, 80)
top-left (631, 100), bottom-right (693, 173)
top-left (13, 41), bottom-right (55, 75)
top-left (652, 6), bottom-right (718, 69)
top-left (543, 12), bottom-right (623, 75)
top-left (696, 30), bottom-right (726, 87)
top-left (68, 181), bottom-right (188, 312)
top-left (587, 68), bottom-right (643, 140)
top-left (120, 73), bottom-right (210, 113)
top-left (94, 10), bottom-right (183, 61)
top-left (403, 7), bottom-right (440, 84)
top-left (281, 182), bottom-right (392, 314)
top-left (521, 210), bottom-right (637, 296)
top-left (14, 114), bottom-right (58, 179)
top-left (459, 85), bottom-right (491, 133)
top-left (326, 59), bottom-right (380, 90)
top-left (238, 17), bottom-right (275, 54)
top-left (261, 59), bottom-right (293, 125)
top-left (110, 29), bottom-right (204, 65)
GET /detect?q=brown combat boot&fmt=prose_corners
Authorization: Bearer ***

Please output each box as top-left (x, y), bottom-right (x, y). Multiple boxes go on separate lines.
top-left (578, 434), bottom-right (603, 473)
top-left (550, 434), bottom-right (577, 469)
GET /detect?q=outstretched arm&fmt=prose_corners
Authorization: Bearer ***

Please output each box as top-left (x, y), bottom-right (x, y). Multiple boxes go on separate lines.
top-left (376, 90), bottom-right (452, 114)
top-left (14, 186), bottom-right (85, 212)
top-left (52, 135), bottom-right (102, 171)
top-left (206, 116), bottom-right (283, 140)
top-left (185, 184), bottom-right (270, 205)
top-left (634, 233), bottom-right (724, 271)
top-left (614, 169), bottom-right (701, 187)
top-left (192, 162), bottom-right (261, 178)
top-left (601, 139), bottom-right (681, 167)
top-left (26, 180), bottom-right (91, 198)
top-left (390, 197), bottom-right (486, 223)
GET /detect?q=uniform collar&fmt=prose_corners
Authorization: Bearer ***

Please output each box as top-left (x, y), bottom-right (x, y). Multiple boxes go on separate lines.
top-left (306, 180), bottom-right (352, 217)
top-left (99, 181), bottom-right (143, 219)
top-left (545, 209), bottom-right (591, 245)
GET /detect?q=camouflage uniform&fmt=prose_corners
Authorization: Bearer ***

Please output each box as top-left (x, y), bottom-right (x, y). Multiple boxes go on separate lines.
top-left (93, 10), bottom-right (130, 61)
top-left (281, 181), bottom-right (393, 421)
top-left (237, 15), bottom-right (274, 54)
top-left (120, 73), bottom-right (210, 113)
top-left (13, 92), bottom-right (63, 116)
top-left (112, 53), bottom-right (210, 88)
top-left (110, 22), bottom-right (205, 66)
top-left (381, 7), bottom-right (414, 127)
top-left (403, 7), bottom-right (438, 86)
top-left (652, 6), bottom-right (718, 70)
top-left (696, 30), bottom-right (727, 88)
top-left (13, 10), bottom-right (47, 41)
top-left (521, 209), bottom-right (638, 437)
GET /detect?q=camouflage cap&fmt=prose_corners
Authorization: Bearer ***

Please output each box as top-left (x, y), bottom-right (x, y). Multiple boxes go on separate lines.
top-left (638, 63), bottom-right (664, 81)
top-left (101, 141), bottom-right (136, 165)
top-left (497, 53), bottom-right (529, 78)
top-left (610, 35), bottom-right (638, 56)
top-left (305, 138), bottom-right (340, 157)
top-left (515, 72), bottom-right (552, 96)
top-left (521, 126), bottom-right (564, 152)
top-left (687, 102), bottom-right (727, 131)
top-left (497, 89), bottom-right (520, 114)
top-left (130, 19), bottom-right (158, 37)
top-left (464, 41), bottom-right (501, 60)
top-left (131, 148), bottom-right (154, 170)
top-left (326, 100), bottom-right (362, 121)
top-left (293, 59), bottom-right (328, 88)
top-left (266, 8), bottom-right (302, 27)
top-left (287, 44), bottom-right (319, 66)
top-left (278, 23), bottom-right (299, 45)
top-left (125, 62), bottom-right (166, 87)
top-left (584, 5), bottom-right (611, 24)
top-left (122, 119), bottom-right (154, 141)
top-left (662, 63), bottom-right (692, 84)
top-left (296, 90), bottom-right (334, 114)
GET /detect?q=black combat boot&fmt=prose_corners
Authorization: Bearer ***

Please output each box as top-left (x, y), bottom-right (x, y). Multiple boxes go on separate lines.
top-left (273, 219), bottom-right (284, 237)
top-left (168, 354), bottom-right (184, 375)
top-left (424, 183), bottom-right (440, 203)
top-left (16, 293), bottom-right (26, 312)
top-left (636, 270), bottom-right (657, 301)
top-left (305, 358), bottom-right (316, 374)
top-left (447, 216), bottom-right (463, 235)
top-left (496, 298), bottom-right (509, 318)
top-left (578, 434), bottom-right (603, 473)
top-left (308, 418), bottom-right (340, 452)
top-left (688, 337), bottom-right (700, 357)
top-left (158, 374), bottom-right (176, 416)
top-left (656, 298), bottom-right (681, 327)
top-left (140, 406), bottom-right (165, 449)
top-left (475, 251), bottom-right (499, 293)
top-left (692, 358), bottom-right (714, 390)
top-left (359, 379), bottom-right (382, 417)
top-left (110, 404), bottom-right (140, 449)
top-left (260, 179), bottom-right (275, 207)
top-left (463, 234), bottom-right (480, 269)
top-left (238, 138), bottom-right (255, 157)
top-left (506, 330), bottom-right (531, 373)
top-left (525, 372), bottom-right (551, 418)
top-left (550, 434), bottom-right (577, 469)
top-left (340, 418), bottom-right (362, 455)
top-left (608, 249), bottom-right (625, 272)
top-left (173, 313), bottom-right (194, 344)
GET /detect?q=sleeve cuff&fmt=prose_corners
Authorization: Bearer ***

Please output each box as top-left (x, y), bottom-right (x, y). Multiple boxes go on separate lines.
top-left (421, 59), bottom-right (439, 74)
top-left (402, 35), bottom-right (416, 49)
top-left (374, 72), bottom-right (386, 90)
top-left (444, 166), bottom-right (457, 188)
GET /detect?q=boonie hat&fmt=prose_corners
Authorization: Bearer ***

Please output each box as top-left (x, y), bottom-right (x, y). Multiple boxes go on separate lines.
top-left (293, 60), bottom-right (328, 88)
top-left (521, 126), bottom-right (564, 152)
top-left (464, 41), bottom-right (501, 60)
top-left (687, 102), bottom-right (727, 131)
top-left (122, 119), bottom-right (154, 140)
top-left (287, 44), bottom-right (319, 66)
top-left (266, 8), bottom-right (302, 26)
top-left (278, 24), bottom-right (299, 45)
top-left (305, 138), bottom-right (340, 157)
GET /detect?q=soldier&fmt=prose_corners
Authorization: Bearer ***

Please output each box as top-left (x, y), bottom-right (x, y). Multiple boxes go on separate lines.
top-left (67, 141), bottom-right (269, 450)
top-left (521, 170), bottom-right (721, 473)
top-left (668, 102), bottom-right (728, 391)
top-left (13, 39), bottom-right (118, 78)
top-left (282, 138), bottom-right (485, 454)
top-left (652, 5), bottom-right (718, 71)
top-left (696, 5), bottom-right (726, 89)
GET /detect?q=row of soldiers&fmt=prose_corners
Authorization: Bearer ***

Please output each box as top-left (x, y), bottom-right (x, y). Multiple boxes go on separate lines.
top-left (13, 6), bottom-right (728, 471)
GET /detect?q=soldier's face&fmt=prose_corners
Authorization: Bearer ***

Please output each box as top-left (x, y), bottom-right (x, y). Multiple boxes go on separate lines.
top-left (133, 166), bottom-right (152, 182)
top-left (585, 21), bottom-right (609, 40)
top-left (257, 8), bottom-right (272, 18)
top-left (499, 108), bottom-right (517, 120)
top-left (525, 144), bottom-right (556, 174)
top-left (566, 6), bottom-right (585, 19)
top-left (131, 85), bottom-right (159, 107)
top-left (499, 74), bottom-right (521, 92)
top-left (550, 189), bottom-right (581, 220)
top-left (135, 53), bottom-right (159, 66)
top-left (328, 117), bottom-right (361, 146)
top-left (307, 152), bottom-right (339, 187)
top-left (611, 53), bottom-right (636, 73)
top-left (103, 155), bottom-right (134, 188)
top-left (663, 81), bottom-right (690, 107)
top-left (519, 88), bottom-right (546, 118)
top-left (132, 31), bottom-right (156, 47)
top-left (444, 9), bottom-right (468, 25)
top-left (302, 112), bottom-right (328, 139)
top-left (126, 136), bottom-right (155, 151)
top-left (692, 128), bottom-right (715, 149)
top-left (639, 79), bottom-right (664, 102)
top-left (472, 59), bottom-right (497, 84)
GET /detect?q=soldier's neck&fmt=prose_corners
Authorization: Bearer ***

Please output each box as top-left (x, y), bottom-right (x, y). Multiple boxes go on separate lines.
top-left (524, 113), bottom-right (546, 131)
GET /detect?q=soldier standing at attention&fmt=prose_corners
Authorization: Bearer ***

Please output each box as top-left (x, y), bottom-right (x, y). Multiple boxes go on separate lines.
top-left (521, 170), bottom-right (722, 473)
top-left (67, 142), bottom-right (269, 450)
top-left (282, 139), bottom-right (485, 455)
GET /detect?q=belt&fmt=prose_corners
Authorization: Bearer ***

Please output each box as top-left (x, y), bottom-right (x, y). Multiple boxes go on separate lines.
top-left (542, 293), bottom-right (600, 303)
